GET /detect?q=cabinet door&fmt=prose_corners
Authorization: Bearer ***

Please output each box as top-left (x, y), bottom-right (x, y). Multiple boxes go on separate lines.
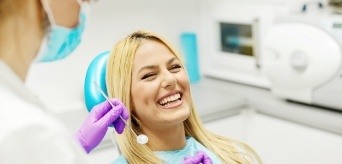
top-left (204, 108), bottom-right (252, 141)
top-left (204, 109), bottom-right (342, 164)
top-left (249, 113), bottom-right (342, 164)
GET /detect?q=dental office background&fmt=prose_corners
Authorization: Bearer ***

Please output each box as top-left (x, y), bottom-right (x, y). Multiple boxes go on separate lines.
top-left (26, 0), bottom-right (342, 163)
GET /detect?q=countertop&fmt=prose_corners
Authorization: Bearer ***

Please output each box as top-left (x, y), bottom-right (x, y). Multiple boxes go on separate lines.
top-left (190, 80), bottom-right (247, 122)
top-left (199, 76), bottom-right (342, 136)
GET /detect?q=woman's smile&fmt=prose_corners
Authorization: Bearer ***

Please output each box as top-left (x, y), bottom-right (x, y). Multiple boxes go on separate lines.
top-left (157, 91), bottom-right (183, 109)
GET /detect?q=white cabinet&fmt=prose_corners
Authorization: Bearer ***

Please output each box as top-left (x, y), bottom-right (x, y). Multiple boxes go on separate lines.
top-left (204, 110), bottom-right (247, 140)
top-left (88, 108), bottom-right (342, 164)
top-left (204, 108), bottom-right (342, 164)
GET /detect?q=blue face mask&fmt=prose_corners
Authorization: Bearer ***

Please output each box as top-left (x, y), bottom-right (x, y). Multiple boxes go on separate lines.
top-left (36, 2), bottom-right (88, 62)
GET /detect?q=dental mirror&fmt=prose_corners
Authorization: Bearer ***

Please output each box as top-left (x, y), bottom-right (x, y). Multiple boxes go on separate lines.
top-left (93, 82), bottom-right (148, 145)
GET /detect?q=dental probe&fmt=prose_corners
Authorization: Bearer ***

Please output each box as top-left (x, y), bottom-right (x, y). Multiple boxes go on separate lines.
top-left (93, 82), bottom-right (148, 145)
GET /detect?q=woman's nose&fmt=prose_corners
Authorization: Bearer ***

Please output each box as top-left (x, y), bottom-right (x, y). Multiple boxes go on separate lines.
top-left (161, 70), bottom-right (176, 89)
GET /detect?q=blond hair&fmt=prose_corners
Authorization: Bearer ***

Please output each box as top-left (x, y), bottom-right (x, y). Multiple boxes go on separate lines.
top-left (106, 30), bottom-right (261, 164)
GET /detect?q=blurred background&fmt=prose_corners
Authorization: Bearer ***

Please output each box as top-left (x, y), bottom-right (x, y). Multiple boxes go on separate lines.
top-left (26, 0), bottom-right (342, 163)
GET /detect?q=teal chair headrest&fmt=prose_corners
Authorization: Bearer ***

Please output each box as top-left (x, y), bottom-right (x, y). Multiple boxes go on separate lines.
top-left (84, 51), bottom-right (110, 112)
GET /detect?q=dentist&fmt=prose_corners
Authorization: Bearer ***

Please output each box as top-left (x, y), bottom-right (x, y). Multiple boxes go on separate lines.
top-left (0, 0), bottom-right (128, 163)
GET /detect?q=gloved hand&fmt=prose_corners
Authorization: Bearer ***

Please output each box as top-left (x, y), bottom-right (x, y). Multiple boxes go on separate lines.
top-left (183, 151), bottom-right (213, 164)
top-left (75, 98), bottom-right (129, 153)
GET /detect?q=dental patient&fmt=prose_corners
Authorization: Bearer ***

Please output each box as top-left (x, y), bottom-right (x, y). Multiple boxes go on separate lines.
top-left (105, 30), bottom-right (261, 164)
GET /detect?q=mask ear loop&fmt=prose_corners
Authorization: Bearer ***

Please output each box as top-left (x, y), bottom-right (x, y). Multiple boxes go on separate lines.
top-left (34, 1), bottom-right (51, 63)
top-left (40, 0), bottom-right (56, 25)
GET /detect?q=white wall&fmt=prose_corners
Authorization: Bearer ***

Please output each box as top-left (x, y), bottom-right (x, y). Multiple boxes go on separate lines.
top-left (26, 0), bottom-right (201, 112)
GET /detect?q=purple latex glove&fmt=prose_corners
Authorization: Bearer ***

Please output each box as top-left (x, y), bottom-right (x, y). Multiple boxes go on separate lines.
top-left (75, 98), bottom-right (129, 153)
top-left (183, 151), bottom-right (213, 164)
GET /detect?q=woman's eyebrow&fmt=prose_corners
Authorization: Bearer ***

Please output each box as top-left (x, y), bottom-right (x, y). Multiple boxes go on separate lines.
top-left (167, 57), bottom-right (177, 64)
top-left (138, 65), bottom-right (156, 74)
top-left (137, 57), bottom-right (178, 74)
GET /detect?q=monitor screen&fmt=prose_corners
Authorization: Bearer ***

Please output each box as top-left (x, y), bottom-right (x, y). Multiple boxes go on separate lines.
top-left (220, 22), bottom-right (254, 56)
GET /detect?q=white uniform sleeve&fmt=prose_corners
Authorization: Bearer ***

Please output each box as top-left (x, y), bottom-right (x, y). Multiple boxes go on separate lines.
top-left (0, 119), bottom-right (90, 164)
top-left (0, 62), bottom-right (91, 164)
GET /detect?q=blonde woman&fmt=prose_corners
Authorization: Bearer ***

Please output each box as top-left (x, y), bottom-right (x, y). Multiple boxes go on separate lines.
top-left (107, 30), bottom-right (261, 164)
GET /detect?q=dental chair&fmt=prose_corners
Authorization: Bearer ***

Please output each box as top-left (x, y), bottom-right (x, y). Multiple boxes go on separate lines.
top-left (84, 51), bottom-right (110, 112)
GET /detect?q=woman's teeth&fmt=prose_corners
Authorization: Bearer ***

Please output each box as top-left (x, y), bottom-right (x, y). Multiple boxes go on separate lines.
top-left (159, 93), bottom-right (181, 106)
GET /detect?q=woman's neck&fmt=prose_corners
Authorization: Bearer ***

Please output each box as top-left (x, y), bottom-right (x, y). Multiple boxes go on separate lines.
top-left (144, 123), bottom-right (187, 151)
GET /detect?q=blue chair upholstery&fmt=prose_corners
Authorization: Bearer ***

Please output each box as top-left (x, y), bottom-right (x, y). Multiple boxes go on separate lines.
top-left (84, 51), bottom-right (110, 112)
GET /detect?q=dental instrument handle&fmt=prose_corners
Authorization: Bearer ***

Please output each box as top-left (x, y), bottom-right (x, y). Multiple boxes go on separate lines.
top-left (93, 82), bottom-right (136, 134)
top-left (93, 82), bottom-right (148, 144)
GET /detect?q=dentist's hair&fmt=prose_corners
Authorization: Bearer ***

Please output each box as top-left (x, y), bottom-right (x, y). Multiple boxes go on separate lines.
top-left (106, 30), bottom-right (261, 164)
top-left (0, 0), bottom-right (48, 60)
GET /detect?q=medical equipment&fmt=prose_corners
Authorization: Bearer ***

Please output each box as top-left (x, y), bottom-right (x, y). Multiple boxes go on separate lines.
top-left (200, 3), bottom-right (284, 89)
top-left (94, 82), bottom-right (148, 144)
top-left (203, 19), bottom-right (270, 88)
top-left (261, 10), bottom-right (342, 110)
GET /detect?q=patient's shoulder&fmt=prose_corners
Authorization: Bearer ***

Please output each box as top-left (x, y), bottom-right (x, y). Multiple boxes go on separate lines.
top-left (112, 155), bottom-right (128, 164)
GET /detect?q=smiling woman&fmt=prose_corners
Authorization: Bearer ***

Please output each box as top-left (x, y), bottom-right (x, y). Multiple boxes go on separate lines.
top-left (106, 30), bottom-right (261, 164)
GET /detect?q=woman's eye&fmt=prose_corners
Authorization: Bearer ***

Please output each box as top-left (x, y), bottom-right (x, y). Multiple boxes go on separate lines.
top-left (141, 73), bottom-right (155, 80)
top-left (170, 64), bottom-right (182, 72)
